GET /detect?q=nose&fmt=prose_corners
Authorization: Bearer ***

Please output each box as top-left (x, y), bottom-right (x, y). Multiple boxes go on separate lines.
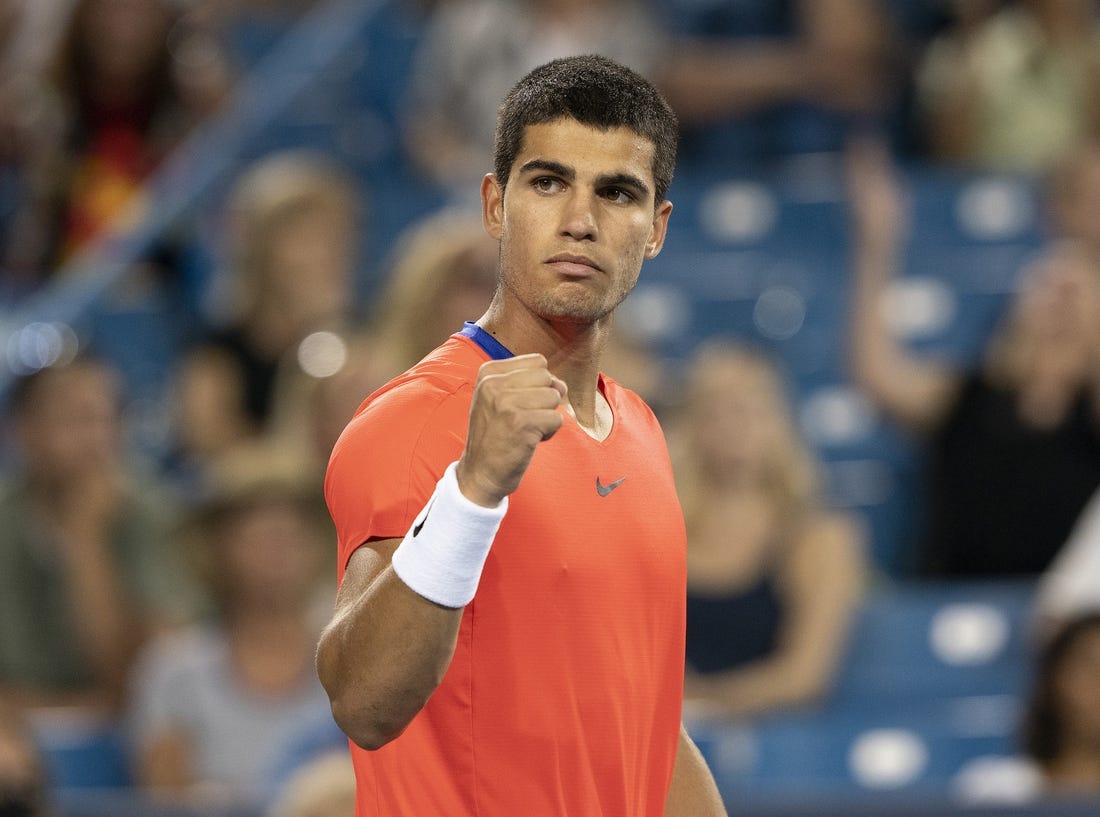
top-left (559, 191), bottom-right (597, 242)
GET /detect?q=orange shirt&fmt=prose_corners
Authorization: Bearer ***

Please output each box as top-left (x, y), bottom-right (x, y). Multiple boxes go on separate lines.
top-left (325, 331), bottom-right (686, 816)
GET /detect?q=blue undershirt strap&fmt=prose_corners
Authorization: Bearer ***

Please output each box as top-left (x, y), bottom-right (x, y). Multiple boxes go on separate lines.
top-left (459, 321), bottom-right (514, 360)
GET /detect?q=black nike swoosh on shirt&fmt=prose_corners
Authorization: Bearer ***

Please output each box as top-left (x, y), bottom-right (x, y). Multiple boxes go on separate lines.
top-left (412, 498), bottom-right (435, 537)
top-left (596, 476), bottom-right (626, 497)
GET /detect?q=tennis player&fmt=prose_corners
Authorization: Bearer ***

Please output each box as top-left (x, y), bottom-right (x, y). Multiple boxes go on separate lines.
top-left (318, 54), bottom-right (727, 816)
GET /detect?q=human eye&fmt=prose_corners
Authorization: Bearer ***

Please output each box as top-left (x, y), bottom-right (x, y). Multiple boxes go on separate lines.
top-left (601, 186), bottom-right (636, 204)
top-left (533, 176), bottom-right (564, 194)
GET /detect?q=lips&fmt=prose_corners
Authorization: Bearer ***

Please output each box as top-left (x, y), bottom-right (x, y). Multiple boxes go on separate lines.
top-left (546, 253), bottom-right (601, 276)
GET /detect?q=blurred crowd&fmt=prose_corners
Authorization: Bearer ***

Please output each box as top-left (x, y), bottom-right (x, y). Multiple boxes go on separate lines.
top-left (1, 0), bottom-right (1100, 815)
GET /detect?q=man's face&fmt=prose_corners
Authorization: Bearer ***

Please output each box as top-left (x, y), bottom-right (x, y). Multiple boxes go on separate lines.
top-left (482, 118), bottom-right (671, 328)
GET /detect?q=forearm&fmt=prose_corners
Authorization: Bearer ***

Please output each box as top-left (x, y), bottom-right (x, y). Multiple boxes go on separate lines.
top-left (317, 560), bottom-right (463, 750)
top-left (665, 725), bottom-right (727, 817)
top-left (845, 145), bottom-right (959, 428)
top-left (689, 656), bottom-right (825, 719)
top-left (849, 190), bottom-right (902, 377)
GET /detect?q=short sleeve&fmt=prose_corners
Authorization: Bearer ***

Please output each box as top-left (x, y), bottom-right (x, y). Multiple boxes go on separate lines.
top-left (324, 378), bottom-right (471, 579)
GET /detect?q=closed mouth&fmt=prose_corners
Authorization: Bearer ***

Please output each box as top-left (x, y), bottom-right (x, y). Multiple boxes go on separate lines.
top-left (547, 254), bottom-right (601, 274)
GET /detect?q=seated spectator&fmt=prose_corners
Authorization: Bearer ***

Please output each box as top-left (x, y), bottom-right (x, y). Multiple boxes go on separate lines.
top-left (127, 442), bottom-right (335, 807)
top-left (4, 0), bottom-right (232, 294)
top-left (1022, 612), bottom-right (1100, 796)
top-left (0, 353), bottom-right (191, 712)
top-left (847, 137), bottom-right (1100, 577)
top-left (913, 0), bottom-right (1100, 173)
top-left (954, 611), bottom-right (1100, 804)
top-left (667, 342), bottom-right (865, 719)
top-left (171, 150), bottom-right (363, 482)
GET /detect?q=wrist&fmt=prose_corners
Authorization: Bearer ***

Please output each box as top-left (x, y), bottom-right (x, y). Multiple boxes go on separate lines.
top-left (391, 461), bottom-right (508, 608)
top-left (454, 460), bottom-right (506, 508)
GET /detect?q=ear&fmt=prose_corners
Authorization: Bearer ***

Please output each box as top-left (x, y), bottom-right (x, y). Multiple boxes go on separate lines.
top-left (482, 174), bottom-right (504, 240)
top-left (644, 199), bottom-right (673, 260)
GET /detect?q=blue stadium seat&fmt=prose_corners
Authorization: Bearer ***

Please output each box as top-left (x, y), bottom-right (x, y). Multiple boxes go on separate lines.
top-left (687, 580), bottom-right (1038, 800)
top-left (691, 706), bottom-right (1017, 799)
top-left (31, 711), bottom-right (132, 791)
top-left (832, 580), bottom-right (1037, 705)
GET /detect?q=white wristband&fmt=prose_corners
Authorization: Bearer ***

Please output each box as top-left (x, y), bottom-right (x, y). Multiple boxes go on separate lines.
top-left (391, 461), bottom-right (508, 608)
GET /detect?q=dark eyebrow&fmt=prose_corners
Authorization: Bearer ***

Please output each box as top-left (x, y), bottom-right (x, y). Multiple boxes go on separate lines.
top-left (518, 159), bottom-right (574, 180)
top-left (595, 172), bottom-right (651, 201)
top-left (518, 160), bottom-right (651, 201)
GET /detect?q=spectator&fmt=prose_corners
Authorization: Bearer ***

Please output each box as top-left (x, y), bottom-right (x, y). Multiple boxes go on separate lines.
top-left (402, 0), bottom-right (664, 189)
top-left (668, 342), bottom-right (865, 719)
top-left (954, 610), bottom-right (1100, 804)
top-left (1022, 612), bottom-right (1100, 796)
top-left (847, 137), bottom-right (1100, 577)
top-left (914, 0), bottom-right (1100, 173)
top-left (127, 442), bottom-right (335, 806)
top-left (0, 354), bottom-right (191, 712)
top-left (171, 150), bottom-right (363, 480)
top-left (5, 0), bottom-right (232, 293)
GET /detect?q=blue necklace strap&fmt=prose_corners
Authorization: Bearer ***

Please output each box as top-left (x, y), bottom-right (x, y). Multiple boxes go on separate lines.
top-left (459, 322), bottom-right (514, 360)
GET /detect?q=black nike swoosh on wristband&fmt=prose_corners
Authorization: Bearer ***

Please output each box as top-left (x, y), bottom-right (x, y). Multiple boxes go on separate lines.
top-left (412, 498), bottom-right (435, 537)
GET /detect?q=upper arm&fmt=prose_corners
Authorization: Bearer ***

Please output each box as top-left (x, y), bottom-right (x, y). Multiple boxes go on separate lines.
top-left (325, 381), bottom-right (468, 573)
top-left (332, 538), bottom-right (400, 615)
top-left (317, 537), bottom-right (400, 687)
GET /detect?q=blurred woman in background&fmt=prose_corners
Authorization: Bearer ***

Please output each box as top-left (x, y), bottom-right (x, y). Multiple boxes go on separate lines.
top-left (669, 342), bottom-right (865, 719)
top-left (847, 137), bottom-right (1100, 577)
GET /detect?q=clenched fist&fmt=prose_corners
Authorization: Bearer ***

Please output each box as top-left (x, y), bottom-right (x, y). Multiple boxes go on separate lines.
top-left (456, 354), bottom-right (567, 507)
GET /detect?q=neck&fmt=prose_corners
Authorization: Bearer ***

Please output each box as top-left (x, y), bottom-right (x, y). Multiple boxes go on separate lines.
top-left (477, 306), bottom-right (611, 430)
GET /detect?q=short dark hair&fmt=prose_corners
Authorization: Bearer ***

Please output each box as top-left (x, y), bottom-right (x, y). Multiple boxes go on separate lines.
top-left (493, 55), bottom-right (678, 207)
